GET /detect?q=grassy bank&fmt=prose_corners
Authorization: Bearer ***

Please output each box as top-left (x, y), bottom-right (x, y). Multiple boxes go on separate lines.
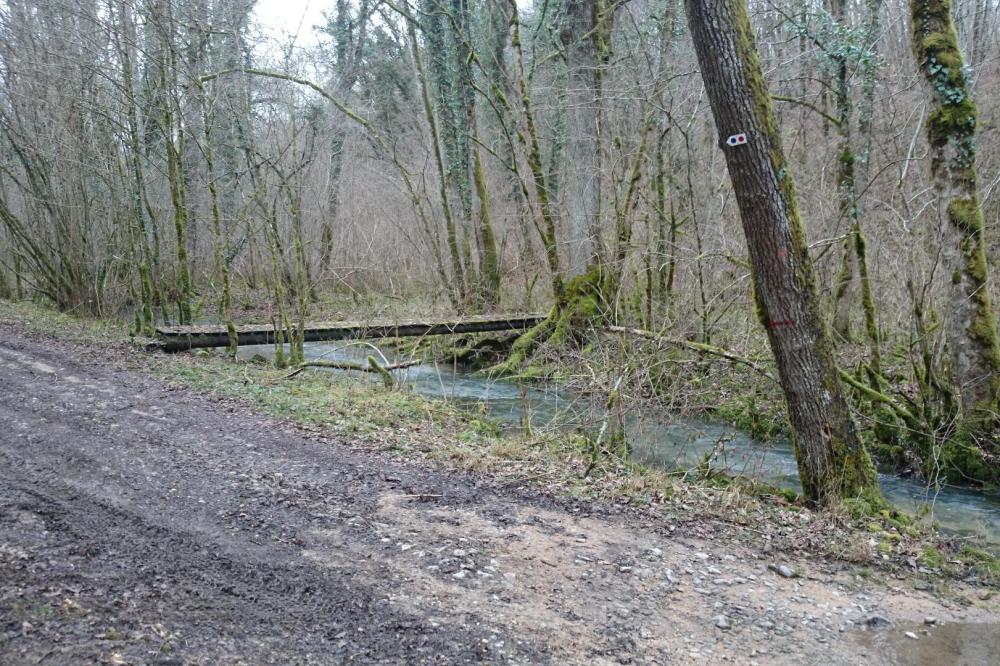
top-left (2, 298), bottom-right (998, 592)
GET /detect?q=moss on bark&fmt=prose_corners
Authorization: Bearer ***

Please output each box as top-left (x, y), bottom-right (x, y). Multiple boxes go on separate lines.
top-left (490, 266), bottom-right (607, 377)
top-left (686, 0), bottom-right (881, 507)
top-left (911, 0), bottom-right (1000, 427)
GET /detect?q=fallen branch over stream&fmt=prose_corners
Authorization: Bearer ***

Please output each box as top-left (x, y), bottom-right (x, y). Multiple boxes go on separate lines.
top-left (282, 358), bottom-right (421, 385)
top-left (604, 325), bottom-right (779, 385)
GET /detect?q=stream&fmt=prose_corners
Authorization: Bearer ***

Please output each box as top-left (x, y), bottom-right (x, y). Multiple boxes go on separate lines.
top-left (238, 340), bottom-right (1000, 549)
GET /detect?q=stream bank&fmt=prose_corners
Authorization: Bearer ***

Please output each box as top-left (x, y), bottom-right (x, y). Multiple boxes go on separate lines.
top-left (2, 320), bottom-right (999, 664)
top-left (3, 299), bottom-right (1000, 586)
top-left (236, 337), bottom-right (1000, 551)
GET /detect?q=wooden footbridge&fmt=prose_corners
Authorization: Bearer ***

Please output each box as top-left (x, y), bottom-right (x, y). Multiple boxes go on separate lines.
top-left (153, 313), bottom-right (546, 352)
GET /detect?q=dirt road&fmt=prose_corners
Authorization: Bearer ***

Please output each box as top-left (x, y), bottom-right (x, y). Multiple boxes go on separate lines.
top-left (0, 332), bottom-right (995, 664)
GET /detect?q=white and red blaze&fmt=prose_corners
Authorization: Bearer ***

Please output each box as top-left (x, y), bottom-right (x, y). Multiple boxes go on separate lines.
top-left (726, 133), bottom-right (748, 147)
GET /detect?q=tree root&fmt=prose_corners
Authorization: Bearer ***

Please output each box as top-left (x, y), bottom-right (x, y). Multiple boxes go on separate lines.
top-left (489, 267), bottom-right (606, 377)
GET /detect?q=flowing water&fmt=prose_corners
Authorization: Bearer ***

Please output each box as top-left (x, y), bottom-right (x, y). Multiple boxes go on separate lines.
top-left (239, 340), bottom-right (1000, 549)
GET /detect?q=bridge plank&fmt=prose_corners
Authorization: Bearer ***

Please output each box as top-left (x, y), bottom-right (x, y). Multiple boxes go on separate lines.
top-left (153, 314), bottom-right (546, 352)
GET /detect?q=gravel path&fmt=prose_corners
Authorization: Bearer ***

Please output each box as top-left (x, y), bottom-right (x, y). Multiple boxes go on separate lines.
top-left (0, 332), bottom-right (995, 664)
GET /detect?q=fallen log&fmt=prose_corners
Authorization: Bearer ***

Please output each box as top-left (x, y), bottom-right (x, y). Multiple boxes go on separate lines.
top-left (282, 358), bottom-right (421, 383)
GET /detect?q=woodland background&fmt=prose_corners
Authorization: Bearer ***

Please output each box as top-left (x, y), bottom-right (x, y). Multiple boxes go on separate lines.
top-left (2, 0), bottom-right (1000, 490)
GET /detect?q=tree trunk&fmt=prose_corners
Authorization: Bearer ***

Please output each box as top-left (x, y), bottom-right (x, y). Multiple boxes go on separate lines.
top-left (910, 0), bottom-right (1000, 428)
top-left (472, 116), bottom-right (501, 308)
top-left (561, 0), bottom-right (608, 276)
top-left (320, 0), bottom-right (369, 276)
top-left (453, 0), bottom-right (501, 308)
top-left (115, 0), bottom-right (155, 335)
top-left (448, 0), bottom-right (477, 297)
top-left (829, 0), bottom-right (858, 341)
top-left (320, 127), bottom-right (347, 273)
top-left (828, 0), bottom-right (882, 378)
top-left (485, 0), bottom-right (536, 305)
top-left (162, 53), bottom-right (192, 325)
top-left (685, 0), bottom-right (879, 505)
top-left (407, 14), bottom-right (466, 307)
top-left (201, 91), bottom-right (238, 356)
top-left (509, 6), bottom-right (565, 304)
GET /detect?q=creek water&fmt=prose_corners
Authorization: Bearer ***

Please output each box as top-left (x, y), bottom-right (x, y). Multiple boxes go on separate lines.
top-left (239, 340), bottom-right (1000, 549)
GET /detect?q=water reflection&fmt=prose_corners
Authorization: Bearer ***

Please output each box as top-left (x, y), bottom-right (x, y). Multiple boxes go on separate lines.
top-left (856, 622), bottom-right (1000, 665)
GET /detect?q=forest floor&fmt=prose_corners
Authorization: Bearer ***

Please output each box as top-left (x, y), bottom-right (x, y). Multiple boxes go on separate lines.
top-left (1, 305), bottom-right (999, 664)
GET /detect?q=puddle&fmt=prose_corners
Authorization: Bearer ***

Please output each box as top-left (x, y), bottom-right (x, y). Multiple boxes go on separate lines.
top-left (855, 622), bottom-right (1000, 665)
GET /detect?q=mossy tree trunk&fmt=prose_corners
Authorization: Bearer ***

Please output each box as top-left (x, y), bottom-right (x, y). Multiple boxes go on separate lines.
top-left (686, 0), bottom-right (879, 505)
top-left (265, 202), bottom-right (294, 370)
top-left (471, 119), bottom-right (501, 308)
top-left (856, 0), bottom-right (882, 187)
top-left (261, 113), bottom-right (314, 367)
top-left (157, 20), bottom-right (192, 326)
top-left (485, 0), bottom-right (538, 306)
top-left (447, 0), bottom-right (478, 301)
top-left (452, 0), bottom-right (501, 308)
top-left (509, 5), bottom-right (565, 305)
top-left (115, 0), bottom-right (155, 335)
top-left (827, 0), bottom-right (883, 378)
top-left (490, 1), bottom-right (618, 375)
top-left (285, 156), bottom-right (309, 367)
top-left (13, 252), bottom-right (23, 299)
top-left (561, 0), bottom-right (609, 277)
top-left (653, 1), bottom-right (679, 325)
top-left (0, 261), bottom-right (9, 300)
top-left (200, 88), bottom-right (238, 357)
top-left (408, 10), bottom-right (467, 307)
top-left (910, 0), bottom-right (1000, 429)
top-left (830, 54), bottom-right (860, 343)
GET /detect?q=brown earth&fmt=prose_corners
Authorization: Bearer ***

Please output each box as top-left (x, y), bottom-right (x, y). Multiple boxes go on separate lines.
top-left (0, 330), bottom-right (997, 665)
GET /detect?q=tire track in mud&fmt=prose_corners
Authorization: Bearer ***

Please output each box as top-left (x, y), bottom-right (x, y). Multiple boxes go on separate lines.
top-left (0, 338), bottom-right (544, 665)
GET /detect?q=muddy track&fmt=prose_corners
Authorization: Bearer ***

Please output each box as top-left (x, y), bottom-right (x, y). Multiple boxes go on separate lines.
top-left (0, 332), bottom-right (994, 665)
top-left (0, 336), bottom-right (549, 664)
